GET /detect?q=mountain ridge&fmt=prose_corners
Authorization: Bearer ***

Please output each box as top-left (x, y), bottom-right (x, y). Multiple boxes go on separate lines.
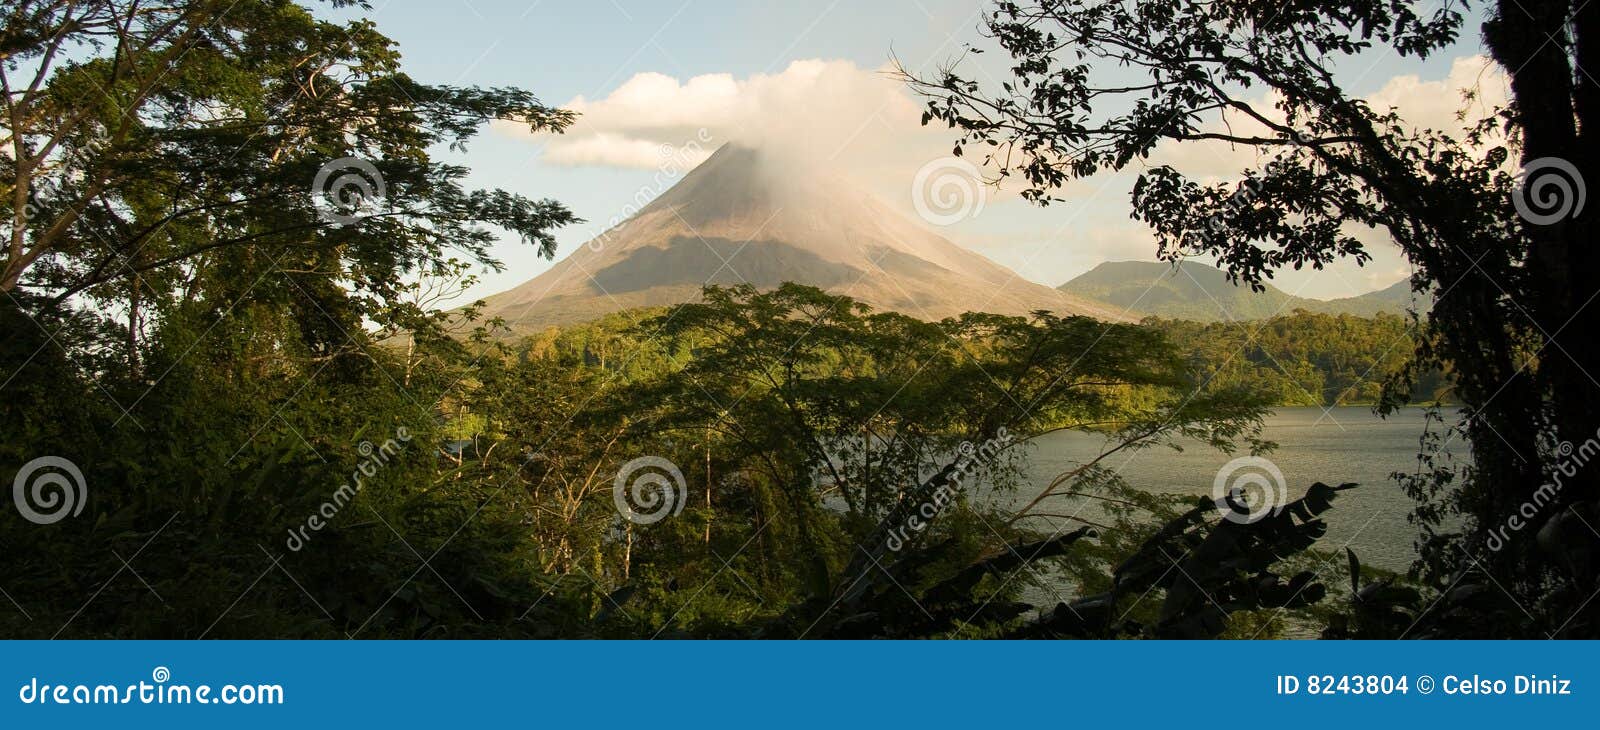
top-left (1056, 260), bottom-right (1423, 321)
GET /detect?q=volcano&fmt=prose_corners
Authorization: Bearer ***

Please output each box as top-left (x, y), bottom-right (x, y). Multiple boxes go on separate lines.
top-left (477, 145), bottom-right (1125, 331)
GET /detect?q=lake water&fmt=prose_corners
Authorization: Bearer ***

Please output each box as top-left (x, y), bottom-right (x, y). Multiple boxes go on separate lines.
top-left (991, 406), bottom-right (1460, 573)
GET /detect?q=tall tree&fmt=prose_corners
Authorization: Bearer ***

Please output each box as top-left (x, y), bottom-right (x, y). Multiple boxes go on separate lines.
top-left (0, 1), bottom-right (580, 639)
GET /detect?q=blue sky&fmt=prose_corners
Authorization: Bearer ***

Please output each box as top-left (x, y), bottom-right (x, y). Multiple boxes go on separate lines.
top-left (348, 0), bottom-right (1496, 303)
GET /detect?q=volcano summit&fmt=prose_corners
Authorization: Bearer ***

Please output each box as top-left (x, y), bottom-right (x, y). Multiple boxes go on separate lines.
top-left (477, 145), bottom-right (1123, 331)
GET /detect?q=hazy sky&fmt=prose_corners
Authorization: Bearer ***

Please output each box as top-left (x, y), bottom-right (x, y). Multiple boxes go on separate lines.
top-left (354, 0), bottom-right (1501, 303)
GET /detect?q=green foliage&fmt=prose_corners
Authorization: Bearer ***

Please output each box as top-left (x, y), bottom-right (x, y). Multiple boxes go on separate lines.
top-left (3, 0), bottom-right (578, 315)
top-left (5, 274), bottom-right (1348, 638)
top-left (1155, 311), bottom-right (1451, 406)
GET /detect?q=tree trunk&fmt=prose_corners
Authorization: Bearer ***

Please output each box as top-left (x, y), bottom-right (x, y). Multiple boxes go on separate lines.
top-left (1486, 0), bottom-right (1599, 592)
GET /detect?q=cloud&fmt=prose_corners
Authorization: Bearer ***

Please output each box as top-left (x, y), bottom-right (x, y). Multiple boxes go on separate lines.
top-left (1368, 55), bottom-right (1508, 136)
top-left (516, 54), bottom-right (1506, 199)
top-left (542, 131), bottom-right (713, 169)
top-left (500, 59), bottom-right (960, 195)
top-left (569, 71), bottom-right (745, 131)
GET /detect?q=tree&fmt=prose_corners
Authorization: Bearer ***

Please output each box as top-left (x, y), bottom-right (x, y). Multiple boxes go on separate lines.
top-left (1, 0), bottom-right (576, 356)
top-left (630, 284), bottom-right (1277, 637)
top-left (904, 0), bottom-right (1597, 636)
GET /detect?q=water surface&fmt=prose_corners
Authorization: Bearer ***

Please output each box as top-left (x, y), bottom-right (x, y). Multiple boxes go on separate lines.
top-left (998, 406), bottom-right (1459, 572)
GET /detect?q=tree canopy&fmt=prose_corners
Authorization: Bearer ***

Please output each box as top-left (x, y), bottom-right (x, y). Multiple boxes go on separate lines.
top-left (2, 0), bottom-right (576, 329)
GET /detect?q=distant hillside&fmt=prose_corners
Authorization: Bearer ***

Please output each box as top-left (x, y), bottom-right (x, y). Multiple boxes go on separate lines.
top-left (1056, 260), bottom-right (1423, 321)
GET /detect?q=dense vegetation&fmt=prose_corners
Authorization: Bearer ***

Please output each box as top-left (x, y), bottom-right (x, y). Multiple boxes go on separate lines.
top-left (1155, 312), bottom-right (1451, 407)
top-left (5, 260), bottom-right (1391, 637)
top-left (547, 306), bottom-right (1445, 409)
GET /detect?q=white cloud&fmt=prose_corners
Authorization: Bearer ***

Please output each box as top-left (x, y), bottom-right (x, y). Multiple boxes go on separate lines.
top-left (542, 131), bottom-right (714, 169)
top-left (568, 71), bottom-right (745, 131)
top-left (1368, 55), bottom-right (1508, 136)
top-left (499, 59), bottom-right (958, 196)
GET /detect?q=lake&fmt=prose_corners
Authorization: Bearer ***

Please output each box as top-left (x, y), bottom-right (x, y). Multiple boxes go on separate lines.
top-left (992, 406), bottom-right (1462, 573)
